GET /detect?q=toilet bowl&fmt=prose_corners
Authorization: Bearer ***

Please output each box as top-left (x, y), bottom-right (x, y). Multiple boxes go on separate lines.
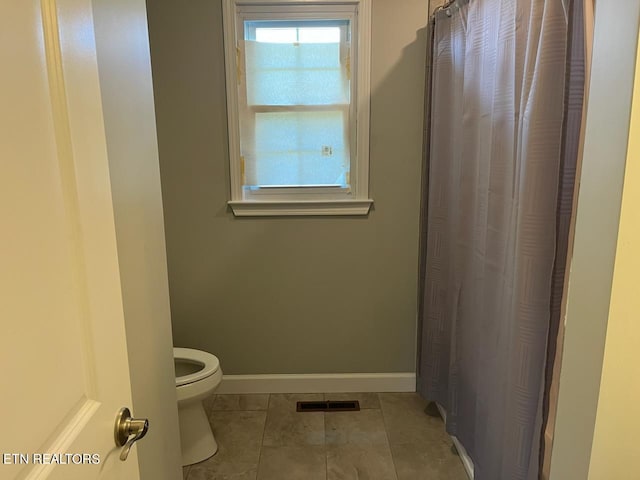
top-left (174, 347), bottom-right (223, 466)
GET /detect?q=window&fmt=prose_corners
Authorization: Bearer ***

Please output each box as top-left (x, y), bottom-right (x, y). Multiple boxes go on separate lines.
top-left (223, 0), bottom-right (372, 216)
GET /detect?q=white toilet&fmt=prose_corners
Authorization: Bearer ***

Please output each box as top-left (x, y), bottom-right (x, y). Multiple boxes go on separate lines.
top-left (174, 347), bottom-right (223, 466)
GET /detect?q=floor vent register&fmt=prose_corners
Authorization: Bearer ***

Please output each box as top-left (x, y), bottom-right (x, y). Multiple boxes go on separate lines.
top-left (296, 400), bottom-right (360, 412)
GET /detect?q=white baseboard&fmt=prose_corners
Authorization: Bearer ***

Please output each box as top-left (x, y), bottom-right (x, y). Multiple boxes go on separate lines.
top-left (217, 373), bottom-right (416, 394)
top-left (436, 404), bottom-right (474, 480)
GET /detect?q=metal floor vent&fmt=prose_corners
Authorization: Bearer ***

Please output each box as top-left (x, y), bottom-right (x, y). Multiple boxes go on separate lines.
top-left (296, 400), bottom-right (360, 412)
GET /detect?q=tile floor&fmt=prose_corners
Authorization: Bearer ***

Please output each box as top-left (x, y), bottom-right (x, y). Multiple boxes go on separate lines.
top-left (183, 392), bottom-right (468, 480)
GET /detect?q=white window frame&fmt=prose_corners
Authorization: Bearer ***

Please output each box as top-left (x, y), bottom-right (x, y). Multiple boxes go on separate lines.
top-left (222, 0), bottom-right (372, 216)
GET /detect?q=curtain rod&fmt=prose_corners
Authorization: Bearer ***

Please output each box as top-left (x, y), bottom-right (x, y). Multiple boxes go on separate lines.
top-left (429, 0), bottom-right (469, 23)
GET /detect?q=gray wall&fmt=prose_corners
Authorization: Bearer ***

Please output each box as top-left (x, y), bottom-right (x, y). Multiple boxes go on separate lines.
top-left (146, 0), bottom-right (429, 375)
top-left (429, 0), bottom-right (447, 12)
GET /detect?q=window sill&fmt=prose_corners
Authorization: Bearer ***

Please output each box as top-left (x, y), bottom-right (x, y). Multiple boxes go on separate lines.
top-left (228, 199), bottom-right (373, 216)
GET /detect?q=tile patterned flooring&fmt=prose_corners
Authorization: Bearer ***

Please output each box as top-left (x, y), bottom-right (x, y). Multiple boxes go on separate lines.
top-left (183, 392), bottom-right (468, 480)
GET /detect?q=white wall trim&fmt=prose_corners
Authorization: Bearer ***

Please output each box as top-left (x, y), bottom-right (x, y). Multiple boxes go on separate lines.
top-left (228, 199), bottom-right (373, 216)
top-left (217, 372), bottom-right (415, 394)
top-left (436, 404), bottom-right (474, 480)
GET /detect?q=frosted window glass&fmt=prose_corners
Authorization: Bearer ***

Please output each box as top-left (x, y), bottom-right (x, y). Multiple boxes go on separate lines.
top-left (255, 28), bottom-right (298, 43)
top-left (245, 41), bottom-right (350, 105)
top-left (254, 27), bottom-right (340, 44)
top-left (298, 27), bottom-right (340, 43)
top-left (243, 111), bottom-right (349, 186)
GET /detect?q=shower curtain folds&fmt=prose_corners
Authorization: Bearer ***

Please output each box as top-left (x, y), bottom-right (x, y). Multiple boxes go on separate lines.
top-left (417, 1), bottom-right (584, 479)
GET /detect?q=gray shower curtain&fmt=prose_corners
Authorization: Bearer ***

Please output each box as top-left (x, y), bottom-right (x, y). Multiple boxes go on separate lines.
top-left (417, 1), bottom-right (584, 479)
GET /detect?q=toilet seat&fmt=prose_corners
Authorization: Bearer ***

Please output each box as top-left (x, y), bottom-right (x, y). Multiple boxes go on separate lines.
top-left (174, 347), bottom-right (220, 387)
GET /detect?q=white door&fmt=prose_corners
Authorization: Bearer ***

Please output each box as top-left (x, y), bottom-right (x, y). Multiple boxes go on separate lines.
top-left (1, 1), bottom-right (144, 478)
